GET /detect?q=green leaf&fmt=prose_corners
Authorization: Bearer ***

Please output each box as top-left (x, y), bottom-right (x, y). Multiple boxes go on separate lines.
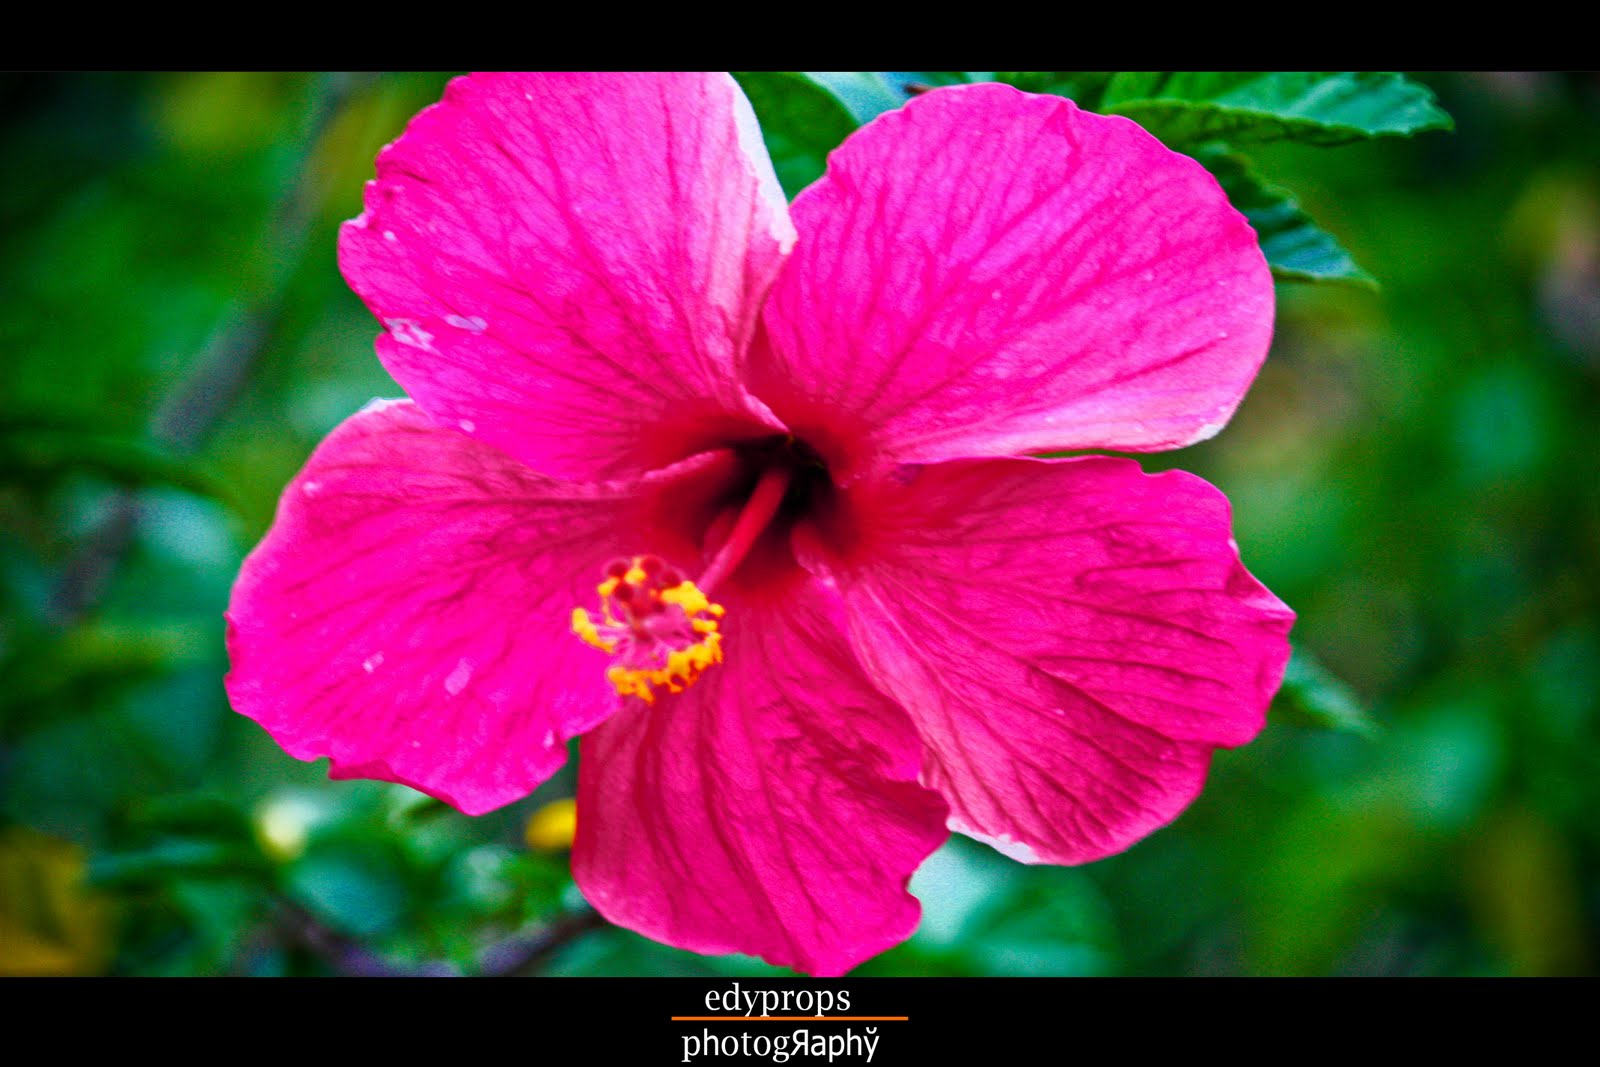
top-left (89, 840), bottom-right (266, 888)
top-left (286, 849), bottom-right (408, 938)
top-left (994, 72), bottom-right (1114, 109)
top-left (129, 793), bottom-right (255, 843)
top-left (732, 72), bottom-right (860, 199)
top-left (169, 879), bottom-right (267, 971)
top-left (1100, 72), bottom-right (1453, 147)
top-left (0, 620), bottom-right (215, 739)
top-left (801, 71), bottom-right (905, 125)
top-left (1198, 149), bottom-right (1376, 287)
top-left (881, 838), bottom-right (1118, 976)
top-left (0, 413), bottom-right (235, 504)
top-left (735, 73), bottom-right (999, 199)
top-left (878, 71), bottom-right (979, 95)
top-left (1275, 648), bottom-right (1380, 737)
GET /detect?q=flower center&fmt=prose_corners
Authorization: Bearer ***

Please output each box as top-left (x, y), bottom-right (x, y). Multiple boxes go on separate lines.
top-left (570, 555), bottom-right (725, 704)
top-left (570, 464), bottom-right (794, 703)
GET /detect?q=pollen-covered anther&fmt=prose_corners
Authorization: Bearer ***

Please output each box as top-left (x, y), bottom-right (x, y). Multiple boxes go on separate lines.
top-left (570, 555), bottom-right (725, 703)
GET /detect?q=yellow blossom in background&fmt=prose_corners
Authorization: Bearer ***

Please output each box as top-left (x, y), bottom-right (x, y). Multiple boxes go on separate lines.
top-left (0, 827), bottom-right (110, 976)
top-left (524, 798), bottom-right (578, 852)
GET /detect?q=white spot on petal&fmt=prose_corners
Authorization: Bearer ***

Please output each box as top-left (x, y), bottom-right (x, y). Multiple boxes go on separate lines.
top-left (382, 229), bottom-right (397, 242)
top-left (458, 419), bottom-right (476, 434)
top-left (362, 652), bottom-right (384, 674)
top-left (445, 314), bottom-right (487, 332)
top-left (302, 481), bottom-right (322, 497)
top-left (542, 730), bottom-right (555, 747)
top-left (385, 318), bottom-right (435, 352)
top-left (444, 658), bottom-right (474, 696)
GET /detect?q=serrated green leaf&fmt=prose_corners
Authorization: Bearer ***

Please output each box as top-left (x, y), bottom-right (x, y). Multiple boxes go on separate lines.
top-left (1198, 149), bottom-right (1376, 287)
top-left (732, 72), bottom-right (859, 199)
top-left (1101, 72), bottom-right (1453, 147)
top-left (1275, 648), bottom-right (1379, 737)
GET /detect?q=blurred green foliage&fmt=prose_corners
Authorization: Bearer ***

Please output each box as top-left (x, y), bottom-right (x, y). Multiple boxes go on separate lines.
top-left (0, 72), bottom-right (1596, 976)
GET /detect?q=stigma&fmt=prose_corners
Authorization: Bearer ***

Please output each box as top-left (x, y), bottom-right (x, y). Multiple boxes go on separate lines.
top-left (570, 555), bottom-right (725, 704)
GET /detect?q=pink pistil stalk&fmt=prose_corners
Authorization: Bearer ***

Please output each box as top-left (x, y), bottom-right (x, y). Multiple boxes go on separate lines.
top-left (696, 465), bottom-right (794, 595)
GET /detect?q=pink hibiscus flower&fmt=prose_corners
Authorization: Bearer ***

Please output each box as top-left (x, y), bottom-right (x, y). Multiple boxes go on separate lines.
top-left (225, 72), bottom-right (1294, 975)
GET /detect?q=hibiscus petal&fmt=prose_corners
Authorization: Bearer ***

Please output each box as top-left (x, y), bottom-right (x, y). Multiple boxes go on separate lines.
top-left (225, 399), bottom-right (732, 815)
top-left (800, 456), bottom-right (1293, 865)
top-left (339, 72), bottom-right (794, 483)
top-left (571, 571), bottom-right (949, 976)
top-left (755, 83), bottom-right (1273, 479)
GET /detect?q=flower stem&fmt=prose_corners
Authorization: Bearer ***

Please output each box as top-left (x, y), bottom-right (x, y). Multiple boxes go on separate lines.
top-left (697, 466), bottom-right (793, 595)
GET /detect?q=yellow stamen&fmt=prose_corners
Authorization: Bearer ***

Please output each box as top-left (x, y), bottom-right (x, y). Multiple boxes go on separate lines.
top-left (570, 558), bottom-right (727, 703)
top-left (570, 607), bottom-right (614, 652)
top-left (659, 581), bottom-right (720, 616)
top-left (603, 630), bottom-right (723, 704)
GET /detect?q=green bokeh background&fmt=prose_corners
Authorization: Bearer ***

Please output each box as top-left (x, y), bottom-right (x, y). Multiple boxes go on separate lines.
top-left (1, 71), bottom-right (1596, 976)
